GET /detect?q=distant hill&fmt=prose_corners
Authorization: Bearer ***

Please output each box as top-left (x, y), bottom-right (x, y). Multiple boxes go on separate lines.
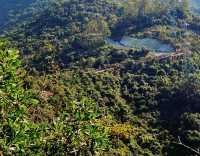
top-left (189, 0), bottom-right (200, 15)
top-left (0, 0), bottom-right (35, 26)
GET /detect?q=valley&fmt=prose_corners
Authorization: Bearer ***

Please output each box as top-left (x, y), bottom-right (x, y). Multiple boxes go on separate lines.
top-left (0, 0), bottom-right (200, 155)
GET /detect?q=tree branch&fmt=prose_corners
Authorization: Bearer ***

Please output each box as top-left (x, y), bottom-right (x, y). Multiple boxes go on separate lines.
top-left (174, 137), bottom-right (200, 156)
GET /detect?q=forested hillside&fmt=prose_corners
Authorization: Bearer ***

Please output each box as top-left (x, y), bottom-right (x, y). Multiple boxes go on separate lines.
top-left (0, 0), bottom-right (36, 27)
top-left (0, 0), bottom-right (200, 155)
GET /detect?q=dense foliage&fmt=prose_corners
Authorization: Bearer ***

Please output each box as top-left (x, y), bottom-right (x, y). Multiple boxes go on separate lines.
top-left (0, 0), bottom-right (200, 155)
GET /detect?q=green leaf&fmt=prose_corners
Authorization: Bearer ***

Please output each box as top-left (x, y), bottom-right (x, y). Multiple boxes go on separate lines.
top-left (30, 99), bottom-right (39, 106)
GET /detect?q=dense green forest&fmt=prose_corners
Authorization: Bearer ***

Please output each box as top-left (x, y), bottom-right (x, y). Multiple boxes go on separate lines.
top-left (0, 0), bottom-right (200, 155)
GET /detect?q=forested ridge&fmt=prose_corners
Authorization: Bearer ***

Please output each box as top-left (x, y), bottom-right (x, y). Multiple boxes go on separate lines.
top-left (0, 0), bottom-right (200, 155)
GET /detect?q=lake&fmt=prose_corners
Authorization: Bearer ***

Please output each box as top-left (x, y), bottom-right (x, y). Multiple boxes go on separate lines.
top-left (105, 37), bottom-right (175, 53)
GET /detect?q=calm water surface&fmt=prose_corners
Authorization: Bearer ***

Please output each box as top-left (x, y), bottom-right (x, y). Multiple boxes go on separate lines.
top-left (106, 37), bottom-right (175, 53)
